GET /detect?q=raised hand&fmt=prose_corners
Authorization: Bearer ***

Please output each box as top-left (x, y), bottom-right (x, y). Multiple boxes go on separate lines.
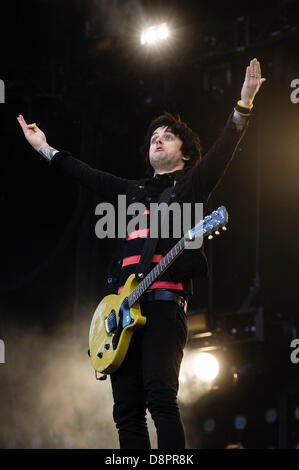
top-left (17, 115), bottom-right (47, 151)
top-left (240, 58), bottom-right (266, 106)
top-left (17, 114), bottom-right (58, 160)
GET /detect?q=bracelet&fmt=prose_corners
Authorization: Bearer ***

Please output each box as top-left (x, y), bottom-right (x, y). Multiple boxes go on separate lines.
top-left (234, 100), bottom-right (253, 117)
top-left (237, 100), bottom-right (253, 109)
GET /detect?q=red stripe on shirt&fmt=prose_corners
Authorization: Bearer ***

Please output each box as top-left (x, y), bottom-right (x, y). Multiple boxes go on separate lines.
top-left (118, 281), bottom-right (183, 294)
top-left (126, 228), bottom-right (149, 240)
top-left (122, 254), bottom-right (163, 267)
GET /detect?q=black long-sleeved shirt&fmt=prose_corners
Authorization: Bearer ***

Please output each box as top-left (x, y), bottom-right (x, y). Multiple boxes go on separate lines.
top-left (49, 110), bottom-right (250, 299)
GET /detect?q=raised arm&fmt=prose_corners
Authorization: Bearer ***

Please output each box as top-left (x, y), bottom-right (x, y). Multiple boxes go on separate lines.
top-left (192, 58), bottom-right (266, 198)
top-left (17, 115), bottom-right (130, 203)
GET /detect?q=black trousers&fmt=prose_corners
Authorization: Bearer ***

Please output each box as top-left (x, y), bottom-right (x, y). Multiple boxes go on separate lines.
top-left (110, 300), bottom-right (188, 449)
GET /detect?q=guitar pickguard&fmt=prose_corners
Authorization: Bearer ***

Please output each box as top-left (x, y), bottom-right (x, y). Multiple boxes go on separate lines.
top-left (112, 298), bottom-right (133, 350)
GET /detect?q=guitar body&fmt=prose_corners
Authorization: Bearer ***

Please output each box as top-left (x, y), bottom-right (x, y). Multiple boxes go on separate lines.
top-left (89, 274), bottom-right (146, 374)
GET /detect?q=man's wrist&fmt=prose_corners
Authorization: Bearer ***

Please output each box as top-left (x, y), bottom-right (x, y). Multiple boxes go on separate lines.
top-left (234, 99), bottom-right (253, 118)
top-left (38, 144), bottom-right (59, 161)
top-left (240, 98), bottom-right (253, 107)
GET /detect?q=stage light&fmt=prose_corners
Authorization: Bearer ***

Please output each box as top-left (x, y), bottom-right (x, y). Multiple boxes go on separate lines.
top-left (180, 351), bottom-right (220, 385)
top-left (140, 23), bottom-right (169, 45)
top-left (203, 418), bottom-right (216, 433)
top-left (194, 352), bottom-right (220, 382)
top-left (265, 408), bottom-right (277, 424)
top-left (234, 415), bottom-right (247, 430)
top-left (178, 349), bottom-right (221, 403)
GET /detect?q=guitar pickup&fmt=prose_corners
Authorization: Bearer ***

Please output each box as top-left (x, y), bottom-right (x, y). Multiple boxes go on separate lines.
top-left (104, 310), bottom-right (117, 336)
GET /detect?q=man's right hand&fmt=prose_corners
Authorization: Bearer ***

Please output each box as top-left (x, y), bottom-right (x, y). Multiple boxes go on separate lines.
top-left (17, 114), bottom-right (59, 161)
top-left (17, 114), bottom-right (47, 152)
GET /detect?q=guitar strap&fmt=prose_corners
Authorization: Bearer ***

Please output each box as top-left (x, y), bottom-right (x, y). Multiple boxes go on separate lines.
top-left (134, 184), bottom-right (175, 281)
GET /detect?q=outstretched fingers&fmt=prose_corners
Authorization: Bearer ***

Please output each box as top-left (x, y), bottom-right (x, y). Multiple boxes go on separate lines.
top-left (17, 115), bottom-right (37, 135)
top-left (17, 114), bottom-right (28, 132)
top-left (248, 58), bottom-right (266, 85)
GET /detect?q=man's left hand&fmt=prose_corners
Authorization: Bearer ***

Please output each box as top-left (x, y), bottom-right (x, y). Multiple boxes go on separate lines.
top-left (240, 58), bottom-right (266, 106)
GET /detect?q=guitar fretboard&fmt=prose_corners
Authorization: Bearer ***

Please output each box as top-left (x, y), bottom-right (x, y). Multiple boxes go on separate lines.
top-left (126, 205), bottom-right (227, 308)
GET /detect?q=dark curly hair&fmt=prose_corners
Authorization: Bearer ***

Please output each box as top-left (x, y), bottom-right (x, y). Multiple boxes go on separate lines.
top-left (141, 112), bottom-right (202, 175)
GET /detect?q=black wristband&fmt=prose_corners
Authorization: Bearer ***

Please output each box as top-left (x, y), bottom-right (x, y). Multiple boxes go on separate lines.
top-left (234, 100), bottom-right (253, 117)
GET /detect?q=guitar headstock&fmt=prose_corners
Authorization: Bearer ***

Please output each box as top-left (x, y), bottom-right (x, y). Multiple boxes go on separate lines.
top-left (204, 206), bottom-right (228, 239)
top-left (191, 206), bottom-right (229, 240)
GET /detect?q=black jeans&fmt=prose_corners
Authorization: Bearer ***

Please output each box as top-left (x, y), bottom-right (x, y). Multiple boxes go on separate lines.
top-left (110, 300), bottom-right (188, 449)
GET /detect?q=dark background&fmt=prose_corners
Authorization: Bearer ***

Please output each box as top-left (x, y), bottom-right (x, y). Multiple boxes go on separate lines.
top-left (0, 0), bottom-right (299, 449)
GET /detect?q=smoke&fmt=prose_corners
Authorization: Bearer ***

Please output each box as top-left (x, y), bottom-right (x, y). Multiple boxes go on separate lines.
top-left (178, 348), bottom-right (214, 405)
top-left (91, 0), bottom-right (145, 39)
top-left (1, 315), bottom-right (213, 448)
top-left (0, 317), bottom-right (158, 449)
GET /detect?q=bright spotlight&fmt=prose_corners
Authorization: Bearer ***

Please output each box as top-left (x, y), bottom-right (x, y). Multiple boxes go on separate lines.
top-left (194, 352), bottom-right (220, 382)
top-left (178, 350), bottom-right (220, 404)
top-left (179, 351), bottom-right (219, 385)
top-left (141, 23), bottom-right (169, 45)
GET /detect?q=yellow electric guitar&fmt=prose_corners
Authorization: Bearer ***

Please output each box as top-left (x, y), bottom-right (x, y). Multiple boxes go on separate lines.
top-left (88, 206), bottom-right (228, 379)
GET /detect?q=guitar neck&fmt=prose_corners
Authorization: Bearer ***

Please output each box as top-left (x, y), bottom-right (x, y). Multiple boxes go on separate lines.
top-left (127, 205), bottom-right (228, 308)
top-left (127, 236), bottom-right (188, 308)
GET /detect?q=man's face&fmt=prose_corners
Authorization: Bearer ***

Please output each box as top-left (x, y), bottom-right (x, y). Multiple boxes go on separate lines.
top-left (149, 126), bottom-right (188, 174)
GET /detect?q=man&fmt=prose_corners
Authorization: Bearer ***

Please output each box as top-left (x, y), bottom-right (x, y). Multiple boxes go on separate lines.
top-left (17, 59), bottom-right (265, 449)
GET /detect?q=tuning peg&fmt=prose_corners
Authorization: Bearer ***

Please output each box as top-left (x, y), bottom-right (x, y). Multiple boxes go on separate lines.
top-left (222, 226), bottom-right (227, 231)
top-left (215, 230), bottom-right (220, 235)
top-left (208, 235), bottom-right (213, 240)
